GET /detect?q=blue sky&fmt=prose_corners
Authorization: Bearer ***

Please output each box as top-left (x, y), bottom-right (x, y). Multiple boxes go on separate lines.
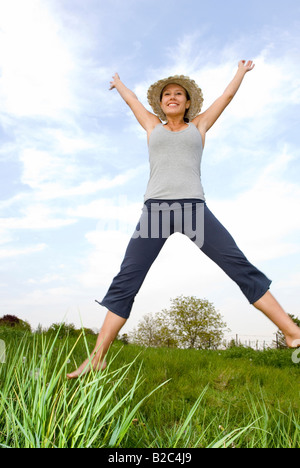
top-left (0, 0), bottom-right (299, 343)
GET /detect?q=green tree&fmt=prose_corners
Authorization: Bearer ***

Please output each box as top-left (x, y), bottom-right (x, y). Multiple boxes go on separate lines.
top-left (155, 312), bottom-right (179, 348)
top-left (118, 333), bottom-right (130, 345)
top-left (129, 313), bottom-right (163, 347)
top-left (47, 322), bottom-right (77, 338)
top-left (130, 296), bottom-right (227, 349)
top-left (161, 295), bottom-right (227, 349)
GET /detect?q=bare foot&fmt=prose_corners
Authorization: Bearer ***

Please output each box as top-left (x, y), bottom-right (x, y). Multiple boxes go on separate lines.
top-left (285, 330), bottom-right (300, 349)
top-left (67, 354), bottom-right (107, 379)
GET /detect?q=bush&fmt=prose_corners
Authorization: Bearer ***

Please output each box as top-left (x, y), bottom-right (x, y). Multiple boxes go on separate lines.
top-left (0, 315), bottom-right (31, 332)
top-left (46, 322), bottom-right (96, 339)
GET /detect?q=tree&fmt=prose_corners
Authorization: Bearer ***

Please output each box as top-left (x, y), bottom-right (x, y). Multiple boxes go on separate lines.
top-left (130, 296), bottom-right (227, 349)
top-left (118, 333), bottom-right (130, 345)
top-left (129, 313), bottom-right (164, 347)
top-left (47, 322), bottom-right (77, 338)
top-left (160, 295), bottom-right (227, 349)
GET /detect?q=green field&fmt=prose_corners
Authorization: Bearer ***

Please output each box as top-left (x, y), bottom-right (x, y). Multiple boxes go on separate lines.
top-left (0, 328), bottom-right (299, 448)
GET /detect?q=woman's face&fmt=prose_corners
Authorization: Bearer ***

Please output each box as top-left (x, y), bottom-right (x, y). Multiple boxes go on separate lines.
top-left (160, 84), bottom-right (190, 119)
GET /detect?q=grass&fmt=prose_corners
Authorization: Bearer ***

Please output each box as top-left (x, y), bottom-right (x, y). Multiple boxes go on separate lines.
top-left (0, 327), bottom-right (299, 448)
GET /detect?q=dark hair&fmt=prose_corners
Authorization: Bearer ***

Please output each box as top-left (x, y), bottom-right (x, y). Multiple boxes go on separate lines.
top-left (160, 85), bottom-right (191, 122)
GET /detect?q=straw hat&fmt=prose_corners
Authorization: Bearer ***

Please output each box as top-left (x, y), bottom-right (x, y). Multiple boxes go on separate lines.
top-left (147, 75), bottom-right (204, 122)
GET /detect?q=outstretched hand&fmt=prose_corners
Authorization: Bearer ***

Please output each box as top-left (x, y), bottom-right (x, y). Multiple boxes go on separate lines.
top-left (238, 60), bottom-right (255, 73)
top-left (109, 72), bottom-right (121, 90)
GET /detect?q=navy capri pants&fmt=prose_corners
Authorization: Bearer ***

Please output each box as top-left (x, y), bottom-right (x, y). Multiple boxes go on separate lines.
top-left (97, 199), bottom-right (272, 319)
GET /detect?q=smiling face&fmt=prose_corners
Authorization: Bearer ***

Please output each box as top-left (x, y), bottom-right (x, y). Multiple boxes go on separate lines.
top-left (159, 83), bottom-right (191, 120)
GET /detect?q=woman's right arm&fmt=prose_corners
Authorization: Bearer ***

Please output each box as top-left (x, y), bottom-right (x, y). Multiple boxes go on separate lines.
top-left (109, 73), bottom-right (160, 132)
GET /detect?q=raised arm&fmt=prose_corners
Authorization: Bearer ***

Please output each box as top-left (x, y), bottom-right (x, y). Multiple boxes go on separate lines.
top-left (109, 73), bottom-right (160, 133)
top-left (194, 60), bottom-right (255, 136)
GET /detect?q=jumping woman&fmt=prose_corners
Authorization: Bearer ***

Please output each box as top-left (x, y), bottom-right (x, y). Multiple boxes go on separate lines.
top-left (67, 60), bottom-right (300, 379)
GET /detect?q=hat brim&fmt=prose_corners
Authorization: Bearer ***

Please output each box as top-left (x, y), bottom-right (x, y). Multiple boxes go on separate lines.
top-left (147, 75), bottom-right (204, 122)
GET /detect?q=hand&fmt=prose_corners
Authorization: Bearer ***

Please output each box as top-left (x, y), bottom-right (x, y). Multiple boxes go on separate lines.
top-left (238, 60), bottom-right (255, 73)
top-left (109, 72), bottom-right (121, 90)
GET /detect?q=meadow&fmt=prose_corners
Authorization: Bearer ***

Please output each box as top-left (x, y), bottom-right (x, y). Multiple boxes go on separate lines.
top-left (0, 327), bottom-right (299, 448)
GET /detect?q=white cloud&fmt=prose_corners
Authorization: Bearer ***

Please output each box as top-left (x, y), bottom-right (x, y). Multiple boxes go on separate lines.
top-left (0, 243), bottom-right (47, 259)
top-left (28, 274), bottom-right (66, 285)
top-left (0, 203), bottom-right (76, 231)
top-left (198, 52), bottom-right (299, 118)
top-left (78, 229), bottom-right (131, 289)
top-left (0, 0), bottom-right (74, 118)
top-left (276, 272), bottom-right (300, 290)
top-left (138, 33), bottom-right (300, 148)
top-left (208, 148), bottom-right (300, 262)
top-left (0, 229), bottom-right (13, 245)
top-left (69, 196), bottom-right (141, 223)
top-left (20, 149), bottom-right (65, 190)
top-left (46, 130), bottom-right (98, 155)
top-left (18, 144), bottom-right (143, 201)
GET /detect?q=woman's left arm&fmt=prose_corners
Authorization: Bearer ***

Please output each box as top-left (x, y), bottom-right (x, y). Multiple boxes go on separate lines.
top-left (194, 60), bottom-right (255, 134)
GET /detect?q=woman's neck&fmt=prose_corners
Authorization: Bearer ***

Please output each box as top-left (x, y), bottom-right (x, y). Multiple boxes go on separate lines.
top-left (164, 119), bottom-right (189, 132)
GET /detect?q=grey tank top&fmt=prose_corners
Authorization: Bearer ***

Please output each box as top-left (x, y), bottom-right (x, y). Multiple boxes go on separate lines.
top-left (144, 123), bottom-right (205, 201)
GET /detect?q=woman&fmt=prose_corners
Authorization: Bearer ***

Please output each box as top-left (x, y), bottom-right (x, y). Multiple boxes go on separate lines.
top-left (67, 61), bottom-right (300, 379)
